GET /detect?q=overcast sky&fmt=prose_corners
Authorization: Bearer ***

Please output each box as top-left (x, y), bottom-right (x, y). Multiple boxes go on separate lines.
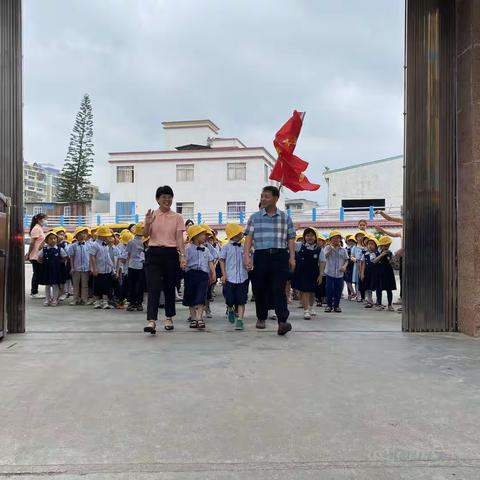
top-left (23, 0), bottom-right (404, 205)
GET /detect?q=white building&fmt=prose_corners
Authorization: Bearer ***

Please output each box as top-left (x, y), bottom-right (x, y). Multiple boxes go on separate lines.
top-left (108, 120), bottom-right (278, 222)
top-left (323, 155), bottom-right (403, 212)
top-left (23, 162), bottom-right (61, 203)
top-left (285, 198), bottom-right (320, 219)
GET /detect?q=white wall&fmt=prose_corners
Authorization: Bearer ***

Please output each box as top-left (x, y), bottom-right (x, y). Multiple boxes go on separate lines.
top-left (325, 158), bottom-right (403, 209)
top-left (110, 156), bottom-right (281, 221)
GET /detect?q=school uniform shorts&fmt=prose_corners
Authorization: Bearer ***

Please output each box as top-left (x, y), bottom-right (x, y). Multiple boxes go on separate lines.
top-left (223, 280), bottom-right (249, 307)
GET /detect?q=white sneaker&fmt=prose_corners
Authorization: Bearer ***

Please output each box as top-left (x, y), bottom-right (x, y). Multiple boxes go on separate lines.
top-left (93, 301), bottom-right (102, 309)
top-left (58, 294), bottom-right (67, 302)
top-left (69, 301), bottom-right (78, 306)
top-left (86, 299), bottom-right (95, 305)
top-left (309, 309), bottom-right (317, 316)
top-left (31, 293), bottom-right (46, 299)
top-left (102, 301), bottom-right (112, 309)
top-left (304, 311), bottom-right (311, 320)
top-left (43, 300), bottom-right (50, 307)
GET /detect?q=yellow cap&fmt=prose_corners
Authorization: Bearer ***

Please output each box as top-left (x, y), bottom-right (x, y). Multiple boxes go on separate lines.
top-left (378, 236), bottom-right (392, 246)
top-left (74, 226), bottom-right (90, 238)
top-left (225, 223), bottom-right (244, 240)
top-left (188, 224), bottom-right (208, 240)
top-left (329, 230), bottom-right (343, 240)
top-left (134, 223), bottom-right (144, 236)
top-left (354, 230), bottom-right (366, 240)
top-left (120, 229), bottom-right (134, 245)
top-left (65, 232), bottom-right (74, 244)
top-left (200, 224), bottom-right (214, 236)
top-left (53, 226), bottom-right (66, 234)
top-left (366, 235), bottom-right (379, 246)
top-left (96, 225), bottom-right (113, 237)
top-left (45, 230), bottom-right (58, 239)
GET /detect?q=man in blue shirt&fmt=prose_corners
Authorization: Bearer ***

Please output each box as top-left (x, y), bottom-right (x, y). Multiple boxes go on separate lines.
top-left (243, 186), bottom-right (296, 336)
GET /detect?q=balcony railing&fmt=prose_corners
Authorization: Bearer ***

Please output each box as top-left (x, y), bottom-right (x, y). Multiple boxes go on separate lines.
top-left (23, 206), bottom-right (402, 231)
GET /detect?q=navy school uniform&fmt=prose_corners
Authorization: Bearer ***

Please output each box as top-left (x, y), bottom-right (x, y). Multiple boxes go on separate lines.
top-left (376, 250), bottom-right (397, 292)
top-left (344, 246), bottom-right (354, 283)
top-left (293, 243), bottom-right (320, 293)
top-left (182, 244), bottom-right (214, 307)
top-left (39, 245), bottom-right (68, 285)
top-left (57, 240), bottom-right (70, 283)
top-left (362, 250), bottom-right (379, 291)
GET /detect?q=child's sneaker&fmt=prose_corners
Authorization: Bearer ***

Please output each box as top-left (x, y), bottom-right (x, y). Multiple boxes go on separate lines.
top-left (43, 300), bottom-right (50, 307)
top-left (93, 301), bottom-right (102, 309)
top-left (58, 294), bottom-right (67, 302)
top-left (234, 318), bottom-right (244, 330)
top-left (334, 306), bottom-right (342, 313)
top-left (69, 300), bottom-right (78, 306)
top-left (387, 305), bottom-right (395, 312)
top-left (86, 298), bottom-right (95, 306)
top-left (309, 309), bottom-right (317, 317)
top-left (227, 308), bottom-right (236, 324)
top-left (136, 304), bottom-right (144, 312)
top-left (364, 303), bottom-right (373, 309)
top-left (304, 310), bottom-right (311, 320)
top-left (102, 301), bottom-right (112, 309)
top-left (126, 304), bottom-right (136, 312)
top-left (324, 306), bottom-right (332, 313)
top-left (50, 301), bottom-right (58, 307)
top-left (205, 307), bottom-right (212, 319)
top-left (375, 305), bottom-right (385, 311)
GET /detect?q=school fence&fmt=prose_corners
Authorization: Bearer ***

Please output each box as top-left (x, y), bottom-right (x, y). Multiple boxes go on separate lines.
top-left (23, 205), bottom-right (402, 230)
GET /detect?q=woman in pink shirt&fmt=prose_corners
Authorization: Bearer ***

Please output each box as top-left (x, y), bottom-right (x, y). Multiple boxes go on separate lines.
top-left (26, 213), bottom-right (47, 298)
top-left (143, 186), bottom-right (186, 335)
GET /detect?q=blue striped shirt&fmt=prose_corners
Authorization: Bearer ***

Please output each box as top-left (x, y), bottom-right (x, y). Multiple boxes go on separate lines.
top-left (68, 242), bottom-right (90, 272)
top-left (244, 208), bottom-right (295, 250)
top-left (219, 242), bottom-right (248, 284)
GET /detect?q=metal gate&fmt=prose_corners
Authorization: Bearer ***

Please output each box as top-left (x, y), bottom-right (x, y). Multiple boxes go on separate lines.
top-left (0, 194), bottom-right (10, 340)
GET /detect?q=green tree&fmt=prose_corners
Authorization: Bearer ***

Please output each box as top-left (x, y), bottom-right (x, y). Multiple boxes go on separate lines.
top-left (56, 94), bottom-right (94, 201)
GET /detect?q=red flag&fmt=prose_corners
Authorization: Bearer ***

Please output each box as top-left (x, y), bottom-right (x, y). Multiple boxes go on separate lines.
top-left (269, 111), bottom-right (320, 192)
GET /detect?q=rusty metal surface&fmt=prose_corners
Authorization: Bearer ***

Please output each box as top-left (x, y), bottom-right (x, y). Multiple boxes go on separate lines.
top-left (403, 0), bottom-right (457, 332)
top-left (0, 0), bottom-right (25, 333)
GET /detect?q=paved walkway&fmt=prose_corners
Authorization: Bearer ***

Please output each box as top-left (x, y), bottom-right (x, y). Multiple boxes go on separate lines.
top-left (1, 278), bottom-right (480, 479)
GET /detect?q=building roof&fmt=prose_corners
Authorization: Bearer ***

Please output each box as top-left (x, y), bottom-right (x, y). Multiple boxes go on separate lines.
top-left (161, 119), bottom-right (220, 133)
top-left (323, 155), bottom-right (403, 175)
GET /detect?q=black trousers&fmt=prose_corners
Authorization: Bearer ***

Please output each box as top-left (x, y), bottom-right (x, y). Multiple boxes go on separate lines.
top-left (128, 268), bottom-right (145, 305)
top-left (252, 250), bottom-right (290, 323)
top-left (399, 257), bottom-right (403, 298)
top-left (94, 273), bottom-right (113, 298)
top-left (145, 247), bottom-right (179, 320)
top-left (30, 260), bottom-right (42, 295)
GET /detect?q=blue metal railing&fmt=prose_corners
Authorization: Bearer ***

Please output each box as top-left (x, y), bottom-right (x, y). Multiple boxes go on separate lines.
top-left (23, 206), bottom-right (402, 230)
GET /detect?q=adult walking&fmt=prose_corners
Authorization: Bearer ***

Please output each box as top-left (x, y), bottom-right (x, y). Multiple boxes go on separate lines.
top-left (143, 186), bottom-right (186, 335)
top-left (25, 213), bottom-right (47, 298)
top-left (243, 186), bottom-right (296, 336)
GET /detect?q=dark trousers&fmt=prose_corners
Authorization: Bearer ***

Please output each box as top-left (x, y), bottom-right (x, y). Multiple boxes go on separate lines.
top-left (326, 275), bottom-right (344, 308)
top-left (252, 250), bottom-right (289, 323)
top-left (128, 268), bottom-right (145, 305)
top-left (30, 260), bottom-right (42, 295)
top-left (94, 273), bottom-right (113, 297)
top-left (399, 257), bottom-right (403, 298)
top-left (145, 247), bottom-right (179, 320)
top-left (376, 289), bottom-right (393, 306)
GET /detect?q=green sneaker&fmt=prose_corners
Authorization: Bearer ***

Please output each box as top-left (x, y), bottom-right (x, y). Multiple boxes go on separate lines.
top-left (228, 308), bottom-right (236, 324)
top-left (235, 318), bottom-right (244, 330)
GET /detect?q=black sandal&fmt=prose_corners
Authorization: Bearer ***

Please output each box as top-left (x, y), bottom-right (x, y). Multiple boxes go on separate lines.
top-left (143, 321), bottom-right (156, 335)
top-left (189, 319), bottom-right (198, 328)
top-left (164, 319), bottom-right (174, 331)
top-left (197, 319), bottom-right (206, 329)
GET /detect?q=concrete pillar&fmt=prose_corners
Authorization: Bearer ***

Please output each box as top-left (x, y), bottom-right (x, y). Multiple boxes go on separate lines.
top-left (0, 0), bottom-right (25, 333)
top-left (456, 0), bottom-right (480, 336)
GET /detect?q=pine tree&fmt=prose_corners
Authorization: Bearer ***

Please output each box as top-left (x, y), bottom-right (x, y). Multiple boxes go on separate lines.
top-left (56, 94), bottom-right (94, 202)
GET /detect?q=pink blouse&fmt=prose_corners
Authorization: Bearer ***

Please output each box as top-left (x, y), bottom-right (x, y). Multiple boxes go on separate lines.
top-left (29, 224), bottom-right (45, 261)
top-left (147, 209), bottom-right (185, 247)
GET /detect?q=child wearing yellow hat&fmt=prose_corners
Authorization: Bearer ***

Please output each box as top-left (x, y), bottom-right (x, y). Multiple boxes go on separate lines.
top-left (320, 230), bottom-right (349, 313)
top-left (352, 231), bottom-right (367, 302)
top-left (344, 235), bottom-right (357, 301)
top-left (125, 224), bottom-right (146, 312)
top-left (116, 229), bottom-right (135, 307)
top-left (89, 225), bottom-right (115, 309)
top-left (219, 224), bottom-right (249, 330)
top-left (203, 225), bottom-right (221, 319)
top-left (37, 231), bottom-right (68, 306)
top-left (52, 227), bottom-right (70, 301)
top-left (359, 236), bottom-right (379, 308)
top-left (372, 236), bottom-right (397, 311)
top-left (181, 225), bottom-right (216, 330)
top-left (292, 228), bottom-right (321, 320)
top-left (68, 226), bottom-right (91, 305)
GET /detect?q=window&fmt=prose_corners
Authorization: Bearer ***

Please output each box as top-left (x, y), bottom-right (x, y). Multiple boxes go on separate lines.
top-left (116, 202), bottom-right (136, 217)
top-left (176, 202), bottom-right (194, 219)
top-left (176, 164), bottom-right (194, 182)
top-left (227, 163), bottom-right (246, 181)
top-left (341, 199), bottom-right (385, 211)
top-left (116, 166), bottom-right (134, 183)
top-left (227, 201), bottom-right (246, 219)
top-left (63, 206), bottom-right (71, 217)
top-left (264, 164), bottom-right (270, 183)
top-left (32, 206), bottom-right (44, 215)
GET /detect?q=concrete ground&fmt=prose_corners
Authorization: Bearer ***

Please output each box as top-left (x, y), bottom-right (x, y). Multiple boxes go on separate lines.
top-left (1, 269), bottom-right (480, 479)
